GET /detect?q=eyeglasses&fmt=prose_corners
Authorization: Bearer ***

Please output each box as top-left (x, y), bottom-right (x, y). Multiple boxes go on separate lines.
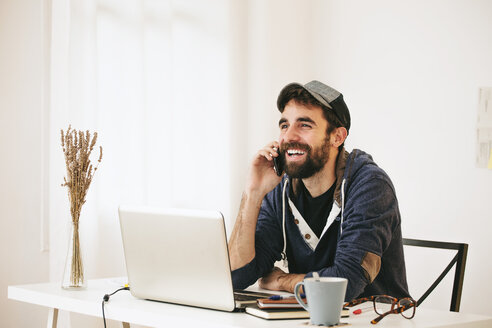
top-left (344, 295), bottom-right (416, 324)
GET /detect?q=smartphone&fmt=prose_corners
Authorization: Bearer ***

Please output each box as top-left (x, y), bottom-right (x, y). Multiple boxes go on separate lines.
top-left (273, 150), bottom-right (284, 177)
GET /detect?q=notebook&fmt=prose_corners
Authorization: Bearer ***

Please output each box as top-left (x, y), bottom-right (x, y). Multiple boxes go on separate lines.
top-left (118, 206), bottom-right (272, 312)
top-left (245, 305), bottom-right (349, 320)
top-left (245, 305), bottom-right (310, 320)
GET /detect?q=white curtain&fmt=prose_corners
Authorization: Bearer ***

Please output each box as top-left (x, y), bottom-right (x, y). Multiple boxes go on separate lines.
top-left (48, 0), bottom-right (317, 325)
top-left (50, 0), bottom-right (236, 280)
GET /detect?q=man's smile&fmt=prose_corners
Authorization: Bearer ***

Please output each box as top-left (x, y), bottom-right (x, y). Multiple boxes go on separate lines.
top-left (286, 148), bottom-right (307, 161)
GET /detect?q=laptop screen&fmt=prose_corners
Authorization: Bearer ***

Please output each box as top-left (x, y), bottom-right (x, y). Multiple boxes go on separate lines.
top-left (118, 206), bottom-right (236, 311)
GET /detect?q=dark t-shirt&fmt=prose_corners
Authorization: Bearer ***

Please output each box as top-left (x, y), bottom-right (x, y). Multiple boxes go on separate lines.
top-left (293, 180), bottom-right (336, 238)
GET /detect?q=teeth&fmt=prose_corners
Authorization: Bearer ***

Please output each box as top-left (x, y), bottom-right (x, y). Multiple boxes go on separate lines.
top-left (287, 149), bottom-right (305, 155)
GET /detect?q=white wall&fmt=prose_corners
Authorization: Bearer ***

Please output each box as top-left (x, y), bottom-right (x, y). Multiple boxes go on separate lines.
top-left (0, 0), bottom-right (50, 327)
top-left (309, 0), bottom-right (492, 315)
top-left (231, 0), bottom-right (492, 316)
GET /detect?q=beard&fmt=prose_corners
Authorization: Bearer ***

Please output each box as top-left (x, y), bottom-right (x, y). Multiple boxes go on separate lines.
top-left (279, 138), bottom-right (330, 179)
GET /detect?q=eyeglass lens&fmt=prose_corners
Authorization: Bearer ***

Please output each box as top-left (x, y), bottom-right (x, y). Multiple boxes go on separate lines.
top-left (398, 298), bottom-right (416, 319)
top-left (373, 296), bottom-right (395, 315)
top-left (373, 296), bottom-right (415, 318)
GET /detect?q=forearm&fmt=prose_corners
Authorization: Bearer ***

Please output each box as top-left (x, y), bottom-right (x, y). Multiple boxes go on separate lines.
top-left (279, 273), bottom-right (305, 293)
top-left (259, 267), bottom-right (305, 293)
top-left (228, 190), bottom-right (265, 270)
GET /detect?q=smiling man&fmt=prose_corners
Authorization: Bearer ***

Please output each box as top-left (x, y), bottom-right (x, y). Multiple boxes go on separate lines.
top-left (228, 80), bottom-right (410, 301)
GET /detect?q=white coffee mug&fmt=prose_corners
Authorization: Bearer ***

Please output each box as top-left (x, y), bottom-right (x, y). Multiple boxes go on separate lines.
top-left (294, 277), bottom-right (348, 326)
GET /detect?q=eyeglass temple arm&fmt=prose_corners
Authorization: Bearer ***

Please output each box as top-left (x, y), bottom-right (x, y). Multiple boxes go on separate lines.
top-left (370, 310), bottom-right (391, 325)
top-left (344, 297), bottom-right (374, 307)
top-left (416, 253), bottom-right (458, 308)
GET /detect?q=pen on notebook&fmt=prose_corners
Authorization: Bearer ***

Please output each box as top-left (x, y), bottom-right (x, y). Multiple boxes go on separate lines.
top-left (353, 306), bottom-right (373, 315)
top-left (269, 293), bottom-right (305, 300)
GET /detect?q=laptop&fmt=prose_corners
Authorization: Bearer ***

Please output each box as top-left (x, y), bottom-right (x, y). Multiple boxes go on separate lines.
top-left (118, 206), bottom-right (272, 311)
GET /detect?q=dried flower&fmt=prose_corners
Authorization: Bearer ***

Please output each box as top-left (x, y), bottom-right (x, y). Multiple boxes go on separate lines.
top-left (61, 125), bottom-right (103, 287)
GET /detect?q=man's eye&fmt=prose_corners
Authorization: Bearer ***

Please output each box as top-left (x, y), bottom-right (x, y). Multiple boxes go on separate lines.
top-left (301, 124), bottom-right (311, 128)
top-left (280, 124), bottom-right (288, 129)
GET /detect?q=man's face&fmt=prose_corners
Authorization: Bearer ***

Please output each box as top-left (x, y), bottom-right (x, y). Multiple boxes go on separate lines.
top-left (278, 100), bottom-right (331, 179)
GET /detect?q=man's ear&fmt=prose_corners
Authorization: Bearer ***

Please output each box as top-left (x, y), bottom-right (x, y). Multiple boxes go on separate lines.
top-left (331, 127), bottom-right (348, 147)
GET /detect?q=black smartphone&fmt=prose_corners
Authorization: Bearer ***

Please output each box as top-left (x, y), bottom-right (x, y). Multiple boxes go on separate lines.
top-left (273, 150), bottom-right (284, 177)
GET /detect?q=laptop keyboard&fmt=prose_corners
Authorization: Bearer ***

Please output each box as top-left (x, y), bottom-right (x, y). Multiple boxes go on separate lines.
top-left (233, 290), bottom-right (272, 302)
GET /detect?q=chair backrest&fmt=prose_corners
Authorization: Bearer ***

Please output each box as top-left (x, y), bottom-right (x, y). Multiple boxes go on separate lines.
top-left (403, 238), bottom-right (468, 312)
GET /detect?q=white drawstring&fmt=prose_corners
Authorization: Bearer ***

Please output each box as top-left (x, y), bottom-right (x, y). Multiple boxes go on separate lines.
top-left (281, 179), bottom-right (289, 267)
top-left (340, 178), bottom-right (346, 235)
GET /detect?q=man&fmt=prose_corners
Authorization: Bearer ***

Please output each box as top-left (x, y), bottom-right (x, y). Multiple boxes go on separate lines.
top-left (228, 80), bottom-right (409, 301)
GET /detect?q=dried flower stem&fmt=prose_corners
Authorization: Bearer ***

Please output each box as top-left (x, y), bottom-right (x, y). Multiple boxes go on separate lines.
top-left (61, 125), bottom-right (103, 286)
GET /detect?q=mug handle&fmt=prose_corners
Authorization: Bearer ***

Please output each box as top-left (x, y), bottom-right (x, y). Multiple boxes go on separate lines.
top-left (294, 281), bottom-right (309, 311)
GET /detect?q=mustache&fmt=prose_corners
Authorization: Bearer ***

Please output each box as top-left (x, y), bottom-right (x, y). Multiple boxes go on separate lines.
top-left (280, 142), bottom-right (312, 153)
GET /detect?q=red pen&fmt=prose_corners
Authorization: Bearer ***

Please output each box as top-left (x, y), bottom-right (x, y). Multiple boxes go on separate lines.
top-left (353, 306), bottom-right (373, 315)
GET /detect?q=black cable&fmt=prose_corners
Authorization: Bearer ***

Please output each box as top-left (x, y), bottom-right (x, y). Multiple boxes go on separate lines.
top-left (102, 286), bottom-right (130, 328)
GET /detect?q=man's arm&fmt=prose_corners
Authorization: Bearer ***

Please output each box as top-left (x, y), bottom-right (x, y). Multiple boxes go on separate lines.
top-left (228, 142), bottom-right (282, 271)
top-left (312, 177), bottom-right (401, 300)
top-left (228, 190), bottom-right (264, 270)
top-left (259, 267), bottom-right (305, 293)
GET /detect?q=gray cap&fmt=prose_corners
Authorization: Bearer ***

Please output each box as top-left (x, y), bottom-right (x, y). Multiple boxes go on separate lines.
top-left (277, 80), bottom-right (351, 132)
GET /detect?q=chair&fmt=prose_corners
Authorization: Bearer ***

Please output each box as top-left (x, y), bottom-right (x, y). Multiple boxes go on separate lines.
top-left (403, 238), bottom-right (468, 312)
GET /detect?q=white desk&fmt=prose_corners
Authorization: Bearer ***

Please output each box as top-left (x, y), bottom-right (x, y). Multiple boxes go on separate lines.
top-left (8, 278), bottom-right (492, 328)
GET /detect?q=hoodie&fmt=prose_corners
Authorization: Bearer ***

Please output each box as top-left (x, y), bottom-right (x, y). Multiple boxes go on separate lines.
top-left (231, 148), bottom-right (410, 301)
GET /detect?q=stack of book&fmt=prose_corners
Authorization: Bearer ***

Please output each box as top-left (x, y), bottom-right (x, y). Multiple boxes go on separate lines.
top-left (245, 296), bottom-right (349, 320)
top-left (245, 297), bottom-right (309, 319)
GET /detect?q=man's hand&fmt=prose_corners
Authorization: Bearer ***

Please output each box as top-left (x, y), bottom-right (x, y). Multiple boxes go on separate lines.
top-left (245, 141), bottom-right (283, 197)
top-left (259, 267), bottom-right (305, 293)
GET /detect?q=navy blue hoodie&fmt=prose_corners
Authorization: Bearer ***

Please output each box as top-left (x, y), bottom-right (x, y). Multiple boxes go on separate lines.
top-left (231, 149), bottom-right (410, 301)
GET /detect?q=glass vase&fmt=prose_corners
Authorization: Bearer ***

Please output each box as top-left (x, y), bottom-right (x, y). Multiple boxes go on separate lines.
top-left (61, 221), bottom-right (87, 289)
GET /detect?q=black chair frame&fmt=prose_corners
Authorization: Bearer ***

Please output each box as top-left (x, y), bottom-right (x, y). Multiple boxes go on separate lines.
top-left (403, 238), bottom-right (468, 312)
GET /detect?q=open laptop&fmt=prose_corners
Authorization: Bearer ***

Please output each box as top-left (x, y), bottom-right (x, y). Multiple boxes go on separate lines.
top-left (118, 206), bottom-right (273, 312)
